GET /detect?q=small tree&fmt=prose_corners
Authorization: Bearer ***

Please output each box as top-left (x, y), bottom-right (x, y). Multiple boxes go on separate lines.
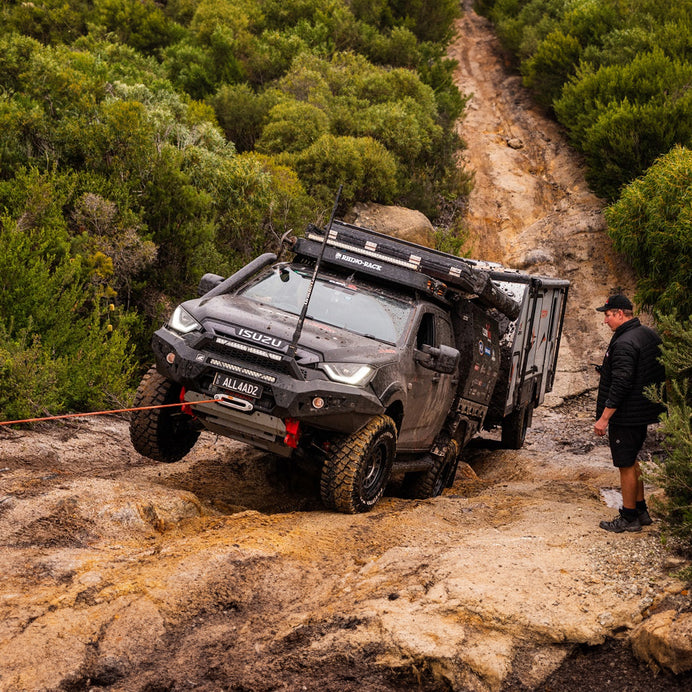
top-left (645, 314), bottom-right (692, 549)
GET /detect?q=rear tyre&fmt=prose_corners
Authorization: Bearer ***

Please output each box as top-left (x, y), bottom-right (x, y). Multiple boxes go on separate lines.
top-left (501, 404), bottom-right (532, 449)
top-left (129, 366), bottom-right (201, 462)
top-left (402, 440), bottom-right (460, 499)
top-left (320, 415), bottom-right (396, 514)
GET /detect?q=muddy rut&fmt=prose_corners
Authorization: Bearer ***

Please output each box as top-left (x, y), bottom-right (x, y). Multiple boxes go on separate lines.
top-left (0, 5), bottom-right (688, 692)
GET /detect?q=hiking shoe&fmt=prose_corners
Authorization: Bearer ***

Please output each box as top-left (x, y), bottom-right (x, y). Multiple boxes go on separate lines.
top-left (638, 509), bottom-right (653, 526)
top-left (599, 514), bottom-right (642, 533)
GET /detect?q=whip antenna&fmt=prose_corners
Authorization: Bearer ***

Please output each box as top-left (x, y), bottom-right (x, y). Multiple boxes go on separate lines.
top-left (286, 185), bottom-right (343, 363)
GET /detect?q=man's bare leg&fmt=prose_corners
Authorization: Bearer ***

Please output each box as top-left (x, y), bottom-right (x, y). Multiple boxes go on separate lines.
top-left (619, 461), bottom-right (644, 508)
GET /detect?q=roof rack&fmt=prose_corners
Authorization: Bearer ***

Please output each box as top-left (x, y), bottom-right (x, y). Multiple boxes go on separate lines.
top-left (297, 220), bottom-right (523, 320)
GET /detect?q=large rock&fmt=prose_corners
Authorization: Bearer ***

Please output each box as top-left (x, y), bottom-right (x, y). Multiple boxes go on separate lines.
top-left (630, 610), bottom-right (692, 674)
top-left (345, 202), bottom-right (435, 247)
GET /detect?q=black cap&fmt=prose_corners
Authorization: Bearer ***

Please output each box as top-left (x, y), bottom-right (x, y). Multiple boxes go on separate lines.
top-left (596, 294), bottom-right (633, 312)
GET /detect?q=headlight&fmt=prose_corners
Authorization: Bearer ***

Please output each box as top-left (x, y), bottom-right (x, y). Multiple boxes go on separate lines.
top-left (320, 363), bottom-right (374, 386)
top-left (168, 305), bottom-right (202, 334)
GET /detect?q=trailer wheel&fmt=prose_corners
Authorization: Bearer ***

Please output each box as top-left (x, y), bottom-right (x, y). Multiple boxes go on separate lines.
top-left (130, 366), bottom-right (201, 462)
top-left (320, 415), bottom-right (396, 514)
top-left (501, 404), bottom-right (532, 449)
top-left (402, 440), bottom-right (460, 499)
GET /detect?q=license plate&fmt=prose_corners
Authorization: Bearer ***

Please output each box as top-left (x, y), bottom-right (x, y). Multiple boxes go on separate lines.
top-left (213, 373), bottom-right (263, 399)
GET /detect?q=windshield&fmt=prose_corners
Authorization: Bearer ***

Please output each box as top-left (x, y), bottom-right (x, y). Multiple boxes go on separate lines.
top-left (239, 266), bottom-right (413, 343)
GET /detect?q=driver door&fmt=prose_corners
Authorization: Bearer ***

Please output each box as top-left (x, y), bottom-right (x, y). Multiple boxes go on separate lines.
top-left (399, 307), bottom-right (458, 450)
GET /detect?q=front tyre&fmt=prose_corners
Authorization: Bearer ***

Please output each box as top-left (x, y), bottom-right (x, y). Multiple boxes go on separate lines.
top-left (129, 366), bottom-right (201, 463)
top-left (320, 415), bottom-right (396, 514)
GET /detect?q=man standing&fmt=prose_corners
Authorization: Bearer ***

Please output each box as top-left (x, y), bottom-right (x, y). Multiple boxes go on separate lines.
top-left (594, 294), bottom-right (666, 533)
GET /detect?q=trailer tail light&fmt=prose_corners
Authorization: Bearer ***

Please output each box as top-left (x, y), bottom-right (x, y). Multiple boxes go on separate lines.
top-left (284, 418), bottom-right (300, 448)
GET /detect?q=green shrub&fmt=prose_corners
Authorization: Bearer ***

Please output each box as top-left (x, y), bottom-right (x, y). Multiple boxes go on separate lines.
top-left (351, 0), bottom-right (460, 44)
top-left (555, 49), bottom-right (692, 144)
top-left (211, 84), bottom-right (282, 153)
top-left (1, 0), bottom-right (91, 45)
top-left (560, 0), bottom-right (619, 47)
top-left (555, 50), bottom-right (692, 198)
top-left (363, 25), bottom-right (420, 67)
top-left (93, 0), bottom-right (184, 54)
top-left (257, 100), bottom-right (330, 154)
top-left (645, 313), bottom-right (692, 546)
top-left (187, 0), bottom-right (261, 85)
top-left (580, 26), bottom-right (657, 69)
top-left (357, 99), bottom-right (439, 163)
top-left (272, 51), bottom-right (456, 203)
top-left (0, 316), bottom-right (136, 421)
top-left (0, 330), bottom-right (64, 422)
top-left (416, 43), bottom-right (467, 126)
top-left (0, 202), bottom-right (136, 419)
top-left (162, 41), bottom-right (216, 99)
top-left (291, 133), bottom-right (398, 207)
top-left (244, 30), bottom-right (308, 84)
top-left (522, 30), bottom-right (580, 107)
top-left (490, 0), bottom-right (566, 59)
top-left (604, 145), bottom-right (692, 316)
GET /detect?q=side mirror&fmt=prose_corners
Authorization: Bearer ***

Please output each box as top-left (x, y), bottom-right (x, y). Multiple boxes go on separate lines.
top-left (435, 344), bottom-right (460, 374)
top-left (414, 344), bottom-right (459, 374)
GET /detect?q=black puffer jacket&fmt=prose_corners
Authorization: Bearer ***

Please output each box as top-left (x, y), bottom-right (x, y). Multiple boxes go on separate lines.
top-left (596, 318), bottom-right (666, 425)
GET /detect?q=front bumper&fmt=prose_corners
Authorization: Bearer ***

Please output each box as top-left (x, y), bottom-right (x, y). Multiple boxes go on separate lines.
top-left (152, 327), bottom-right (385, 442)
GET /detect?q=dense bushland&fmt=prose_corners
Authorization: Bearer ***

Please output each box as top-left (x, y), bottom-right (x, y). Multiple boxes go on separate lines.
top-left (0, 0), bottom-right (465, 418)
top-left (478, 0), bottom-right (692, 201)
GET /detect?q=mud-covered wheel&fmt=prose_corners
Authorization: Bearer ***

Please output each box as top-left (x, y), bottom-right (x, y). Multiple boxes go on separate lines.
top-left (129, 366), bottom-right (201, 462)
top-left (320, 415), bottom-right (396, 514)
top-left (402, 440), bottom-right (460, 499)
top-left (501, 404), bottom-right (532, 450)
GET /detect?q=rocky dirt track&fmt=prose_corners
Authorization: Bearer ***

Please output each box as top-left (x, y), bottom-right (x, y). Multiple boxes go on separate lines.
top-left (1, 399), bottom-right (690, 691)
top-left (1, 4), bottom-right (691, 692)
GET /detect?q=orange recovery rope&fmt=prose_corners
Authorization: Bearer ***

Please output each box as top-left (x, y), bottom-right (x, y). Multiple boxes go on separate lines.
top-left (0, 399), bottom-right (218, 427)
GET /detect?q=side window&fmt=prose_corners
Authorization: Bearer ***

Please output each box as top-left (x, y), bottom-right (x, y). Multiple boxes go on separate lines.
top-left (416, 312), bottom-right (435, 349)
top-left (436, 315), bottom-right (454, 348)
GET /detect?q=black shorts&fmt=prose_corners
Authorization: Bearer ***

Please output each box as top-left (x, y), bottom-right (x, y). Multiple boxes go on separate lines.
top-left (609, 423), bottom-right (648, 468)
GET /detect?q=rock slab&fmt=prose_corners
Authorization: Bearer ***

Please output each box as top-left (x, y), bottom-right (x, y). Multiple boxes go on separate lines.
top-left (631, 609), bottom-right (692, 674)
top-left (346, 202), bottom-right (435, 247)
